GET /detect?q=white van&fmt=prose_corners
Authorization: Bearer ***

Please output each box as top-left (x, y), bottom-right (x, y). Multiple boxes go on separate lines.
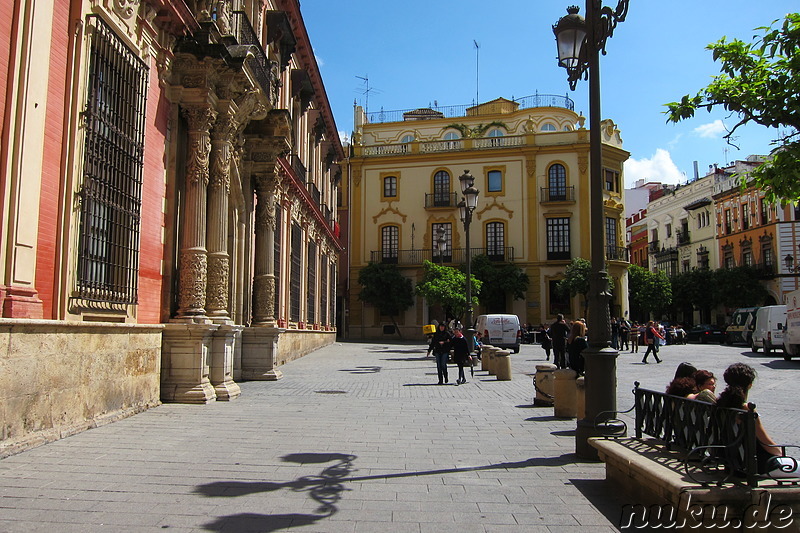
top-left (475, 314), bottom-right (521, 353)
top-left (784, 290), bottom-right (800, 361)
top-left (751, 305), bottom-right (786, 354)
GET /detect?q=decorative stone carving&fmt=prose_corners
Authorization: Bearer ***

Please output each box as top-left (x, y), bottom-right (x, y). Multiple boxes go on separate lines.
top-left (206, 255), bottom-right (230, 313)
top-left (179, 251), bottom-right (207, 314)
top-left (578, 154), bottom-right (589, 176)
top-left (113, 0), bottom-right (138, 20)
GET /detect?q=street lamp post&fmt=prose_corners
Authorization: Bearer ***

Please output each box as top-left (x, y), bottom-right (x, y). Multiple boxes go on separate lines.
top-left (458, 170), bottom-right (480, 354)
top-left (553, 1), bottom-right (629, 459)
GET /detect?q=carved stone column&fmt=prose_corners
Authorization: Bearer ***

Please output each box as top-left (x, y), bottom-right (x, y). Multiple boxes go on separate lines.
top-left (252, 174), bottom-right (277, 325)
top-left (206, 110), bottom-right (238, 320)
top-left (177, 104), bottom-right (216, 317)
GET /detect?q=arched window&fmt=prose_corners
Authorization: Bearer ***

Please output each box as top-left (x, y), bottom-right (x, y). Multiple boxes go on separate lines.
top-left (401, 134), bottom-right (414, 143)
top-left (548, 164), bottom-right (567, 201)
top-left (444, 132), bottom-right (460, 140)
top-left (488, 129), bottom-right (504, 137)
top-left (381, 226), bottom-right (399, 263)
top-left (486, 222), bottom-right (505, 260)
top-left (433, 170), bottom-right (451, 206)
top-left (541, 123), bottom-right (557, 132)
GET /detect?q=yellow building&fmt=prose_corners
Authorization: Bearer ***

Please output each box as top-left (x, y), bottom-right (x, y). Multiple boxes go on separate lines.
top-left (346, 96), bottom-right (630, 338)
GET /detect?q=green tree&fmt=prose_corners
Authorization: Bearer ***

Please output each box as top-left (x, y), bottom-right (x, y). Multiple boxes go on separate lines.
top-left (665, 13), bottom-right (800, 203)
top-left (414, 260), bottom-right (481, 324)
top-left (670, 269), bottom-right (715, 324)
top-left (470, 254), bottom-right (529, 313)
top-left (357, 262), bottom-right (415, 339)
top-left (711, 266), bottom-right (769, 309)
top-left (556, 258), bottom-right (614, 318)
top-left (627, 265), bottom-right (672, 322)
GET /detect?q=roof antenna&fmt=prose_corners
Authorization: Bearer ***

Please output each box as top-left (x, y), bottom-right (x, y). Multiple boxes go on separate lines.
top-left (474, 40), bottom-right (480, 114)
top-left (356, 75), bottom-right (376, 115)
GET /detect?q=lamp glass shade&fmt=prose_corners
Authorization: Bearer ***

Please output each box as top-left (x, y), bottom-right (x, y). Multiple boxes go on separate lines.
top-left (786, 254), bottom-right (794, 270)
top-left (464, 187), bottom-right (479, 210)
top-left (459, 170), bottom-right (475, 194)
top-left (553, 7), bottom-right (587, 69)
top-left (457, 200), bottom-right (467, 223)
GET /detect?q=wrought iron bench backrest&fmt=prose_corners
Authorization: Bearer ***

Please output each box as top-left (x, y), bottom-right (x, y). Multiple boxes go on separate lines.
top-left (633, 383), bottom-right (759, 487)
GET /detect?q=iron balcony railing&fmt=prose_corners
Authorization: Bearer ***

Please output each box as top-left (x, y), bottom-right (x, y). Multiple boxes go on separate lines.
top-left (364, 93), bottom-right (574, 124)
top-left (306, 181), bottom-right (321, 206)
top-left (370, 247), bottom-right (515, 265)
top-left (424, 192), bottom-right (459, 208)
top-left (676, 229), bottom-right (691, 245)
top-left (361, 135), bottom-right (527, 157)
top-left (606, 246), bottom-right (629, 262)
top-left (230, 12), bottom-right (276, 104)
top-left (648, 240), bottom-right (660, 253)
top-left (540, 186), bottom-right (576, 202)
top-left (290, 154), bottom-right (306, 183)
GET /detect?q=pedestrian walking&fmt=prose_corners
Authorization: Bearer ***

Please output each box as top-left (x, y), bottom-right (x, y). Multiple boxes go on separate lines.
top-left (450, 328), bottom-right (471, 385)
top-left (431, 323), bottom-right (451, 384)
top-left (610, 317), bottom-right (619, 350)
top-left (642, 320), bottom-right (664, 364)
top-left (618, 320), bottom-right (630, 351)
top-left (566, 320), bottom-right (588, 374)
top-left (549, 314), bottom-right (571, 369)
top-left (629, 322), bottom-right (641, 353)
top-left (539, 323), bottom-right (552, 361)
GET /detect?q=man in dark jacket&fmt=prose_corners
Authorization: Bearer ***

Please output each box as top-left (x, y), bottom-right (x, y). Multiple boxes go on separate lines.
top-left (430, 323), bottom-right (452, 384)
top-left (549, 314), bottom-right (571, 369)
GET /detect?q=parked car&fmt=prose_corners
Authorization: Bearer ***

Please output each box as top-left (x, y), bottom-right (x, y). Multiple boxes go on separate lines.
top-left (751, 305), bottom-right (786, 354)
top-left (784, 289), bottom-right (800, 361)
top-left (475, 314), bottom-right (521, 353)
top-left (686, 324), bottom-right (726, 344)
top-left (725, 307), bottom-right (759, 345)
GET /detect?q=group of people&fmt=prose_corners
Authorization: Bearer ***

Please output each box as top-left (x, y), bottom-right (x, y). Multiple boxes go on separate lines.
top-left (427, 323), bottom-right (481, 385)
top-left (536, 314), bottom-right (588, 373)
top-left (665, 361), bottom-right (798, 478)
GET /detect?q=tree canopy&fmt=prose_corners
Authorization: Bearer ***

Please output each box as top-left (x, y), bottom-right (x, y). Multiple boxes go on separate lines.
top-left (665, 13), bottom-right (800, 202)
top-left (557, 258), bottom-right (614, 318)
top-left (414, 260), bottom-right (481, 324)
top-left (627, 265), bottom-right (672, 322)
top-left (357, 262), bottom-right (415, 338)
top-left (711, 266), bottom-right (769, 309)
top-left (470, 254), bottom-right (529, 313)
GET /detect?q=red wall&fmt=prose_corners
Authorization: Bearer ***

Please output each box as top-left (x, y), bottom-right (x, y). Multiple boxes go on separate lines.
top-left (35, 0), bottom-right (71, 319)
top-left (136, 60), bottom-right (169, 324)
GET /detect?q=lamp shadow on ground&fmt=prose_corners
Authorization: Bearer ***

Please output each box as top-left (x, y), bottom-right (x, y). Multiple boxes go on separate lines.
top-left (196, 453), bottom-right (582, 531)
top-left (337, 366), bottom-right (382, 373)
top-left (570, 478), bottom-right (629, 529)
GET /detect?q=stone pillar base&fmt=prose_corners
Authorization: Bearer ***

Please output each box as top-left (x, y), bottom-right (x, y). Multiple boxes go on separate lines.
top-left (210, 324), bottom-right (243, 401)
top-left (161, 322), bottom-right (218, 404)
top-left (1, 285), bottom-right (44, 319)
top-left (241, 326), bottom-right (284, 381)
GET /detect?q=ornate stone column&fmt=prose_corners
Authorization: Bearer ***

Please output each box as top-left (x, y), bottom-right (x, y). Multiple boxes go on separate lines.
top-left (206, 109), bottom-right (237, 320)
top-left (252, 174), bottom-right (277, 325)
top-left (177, 104), bottom-right (216, 318)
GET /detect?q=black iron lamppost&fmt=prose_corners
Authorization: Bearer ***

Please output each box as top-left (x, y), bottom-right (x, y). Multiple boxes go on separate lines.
top-left (553, 1), bottom-right (629, 459)
top-left (458, 170), bottom-right (480, 349)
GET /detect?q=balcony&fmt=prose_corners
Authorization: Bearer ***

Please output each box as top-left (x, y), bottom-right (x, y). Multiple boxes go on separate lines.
top-left (306, 181), bottom-right (321, 206)
top-left (424, 192), bottom-right (459, 208)
top-left (540, 186), bottom-right (576, 203)
top-left (648, 240), bottom-right (660, 253)
top-left (676, 229), bottom-right (691, 246)
top-left (230, 12), bottom-right (277, 104)
top-left (370, 247), bottom-right (515, 265)
top-left (290, 154), bottom-right (306, 182)
top-left (606, 246), bottom-right (629, 262)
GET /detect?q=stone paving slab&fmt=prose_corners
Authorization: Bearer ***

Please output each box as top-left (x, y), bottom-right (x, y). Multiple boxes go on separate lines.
top-left (0, 339), bottom-right (798, 532)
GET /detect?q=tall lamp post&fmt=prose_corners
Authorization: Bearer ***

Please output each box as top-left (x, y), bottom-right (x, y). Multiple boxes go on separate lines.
top-left (458, 170), bottom-right (480, 352)
top-left (553, 2), bottom-right (628, 458)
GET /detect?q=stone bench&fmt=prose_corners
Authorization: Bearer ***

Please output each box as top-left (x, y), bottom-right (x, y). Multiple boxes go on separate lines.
top-left (589, 382), bottom-right (800, 531)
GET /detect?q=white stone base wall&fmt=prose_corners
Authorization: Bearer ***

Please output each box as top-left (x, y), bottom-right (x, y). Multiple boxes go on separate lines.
top-left (0, 320), bottom-right (163, 457)
top-left (276, 329), bottom-right (336, 367)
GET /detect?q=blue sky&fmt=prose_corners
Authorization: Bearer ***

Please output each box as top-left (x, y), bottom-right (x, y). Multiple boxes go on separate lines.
top-left (303, 1), bottom-right (797, 188)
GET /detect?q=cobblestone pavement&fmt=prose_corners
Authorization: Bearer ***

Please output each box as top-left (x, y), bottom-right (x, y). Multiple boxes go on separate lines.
top-left (0, 339), bottom-right (798, 532)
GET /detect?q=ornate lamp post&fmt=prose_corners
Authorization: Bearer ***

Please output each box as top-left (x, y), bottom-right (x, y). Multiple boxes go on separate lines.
top-left (553, 2), bottom-right (629, 458)
top-left (458, 170), bottom-right (480, 351)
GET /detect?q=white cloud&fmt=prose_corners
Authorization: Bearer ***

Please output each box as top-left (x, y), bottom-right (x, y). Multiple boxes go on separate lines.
top-left (624, 149), bottom-right (685, 187)
top-left (693, 120), bottom-right (727, 139)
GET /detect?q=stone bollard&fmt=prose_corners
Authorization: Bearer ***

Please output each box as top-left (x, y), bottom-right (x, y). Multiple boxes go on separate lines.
top-left (487, 347), bottom-right (499, 375)
top-left (495, 350), bottom-right (512, 380)
top-left (480, 345), bottom-right (494, 372)
top-left (533, 363), bottom-right (558, 406)
top-left (553, 369), bottom-right (578, 418)
top-left (576, 375), bottom-right (586, 420)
